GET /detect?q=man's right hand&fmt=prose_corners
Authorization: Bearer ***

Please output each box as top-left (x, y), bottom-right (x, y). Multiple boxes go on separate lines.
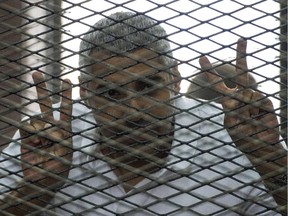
top-left (19, 72), bottom-right (73, 189)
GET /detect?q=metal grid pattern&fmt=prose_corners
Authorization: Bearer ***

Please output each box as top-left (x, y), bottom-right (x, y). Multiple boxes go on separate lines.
top-left (0, 0), bottom-right (287, 215)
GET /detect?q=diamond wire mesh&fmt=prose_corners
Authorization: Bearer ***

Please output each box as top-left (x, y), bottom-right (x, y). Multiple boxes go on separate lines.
top-left (0, 0), bottom-right (287, 215)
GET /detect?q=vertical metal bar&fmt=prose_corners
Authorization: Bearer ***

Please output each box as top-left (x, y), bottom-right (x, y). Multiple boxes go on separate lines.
top-left (279, 0), bottom-right (287, 143)
top-left (0, 1), bottom-right (22, 150)
top-left (44, 0), bottom-right (62, 103)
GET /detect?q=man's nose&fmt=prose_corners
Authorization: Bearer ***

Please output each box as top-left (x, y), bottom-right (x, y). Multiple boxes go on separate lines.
top-left (127, 96), bottom-right (143, 110)
top-left (122, 83), bottom-right (145, 108)
top-left (123, 95), bottom-right (149, 122)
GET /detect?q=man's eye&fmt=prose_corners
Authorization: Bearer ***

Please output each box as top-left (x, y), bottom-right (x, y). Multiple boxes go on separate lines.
top-left (106, 89), bottom-right (121, 99)
top-left (138, 81), bottom-right (154, 92)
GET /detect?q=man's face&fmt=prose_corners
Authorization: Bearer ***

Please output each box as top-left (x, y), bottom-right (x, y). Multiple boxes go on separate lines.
top-left (80, 48), bottom-right (180, 165)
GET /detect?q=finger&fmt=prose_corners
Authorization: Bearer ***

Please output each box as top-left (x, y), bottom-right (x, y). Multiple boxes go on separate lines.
top-left (32, 72), bottom-right (53, 121)
top-left (42, 126), bottom-right (65, 143)
top-left (237, 89), bottom-right (254, 121)
top-left (225, 91), bottom-right (275, 129)
top-left (199, 56), bottom-right (235, 96)
top-left (19, 122), bottom-right (41, 152)
top-left (60, 79), bottom-right (73, 127)
top-left (30, 115), bottom-right (46, 129)
top-left (249, 91), bottom-right (263, 118)
top-left (249, 91), bottom-right (275, 117)
top-left (223, 89), bottom-right (262, 117)
top-left (222, 90), bottom-right (252, 127)
top-left (236, 38), bottom-right (249, 88)
top-left (20, 122), bottom-right (36, 140)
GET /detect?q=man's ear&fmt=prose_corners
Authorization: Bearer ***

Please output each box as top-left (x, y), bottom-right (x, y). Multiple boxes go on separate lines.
top-left (172, 65), bottom-right (181, 94)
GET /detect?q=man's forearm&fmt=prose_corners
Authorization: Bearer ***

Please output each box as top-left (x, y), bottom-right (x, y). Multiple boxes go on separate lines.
top-left (246, 145), bottom-right (287, 215)
top-left (0, 181), bottom-right (56, 215)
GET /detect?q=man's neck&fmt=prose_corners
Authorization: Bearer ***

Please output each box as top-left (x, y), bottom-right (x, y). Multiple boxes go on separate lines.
top-left (98, 120), bottom-right (175, 193)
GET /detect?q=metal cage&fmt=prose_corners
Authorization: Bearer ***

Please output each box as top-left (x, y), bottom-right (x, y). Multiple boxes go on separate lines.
top-left (0, 0), bottom-right (287, 215)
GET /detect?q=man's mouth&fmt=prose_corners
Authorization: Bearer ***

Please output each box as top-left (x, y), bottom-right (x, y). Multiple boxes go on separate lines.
top-left (98, 117), bottom-right (173, 148)
top-left (113, 126), bottom-right (159, 142)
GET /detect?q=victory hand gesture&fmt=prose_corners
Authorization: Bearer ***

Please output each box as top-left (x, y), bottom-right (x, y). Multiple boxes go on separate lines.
top-left (19, 72), bottom-right (73, 189)
top-left (199, 38), bottom-right (287, 209)
top-left (199, 38), bottom-right (280, 153)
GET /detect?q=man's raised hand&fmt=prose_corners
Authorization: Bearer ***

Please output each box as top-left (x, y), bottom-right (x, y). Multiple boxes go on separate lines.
top-left (199, 39), bottom-right (287, 209)
top-left (19, 72), bottom-right (73, 189)
top-left (199, 38), bottom-right (280, 153)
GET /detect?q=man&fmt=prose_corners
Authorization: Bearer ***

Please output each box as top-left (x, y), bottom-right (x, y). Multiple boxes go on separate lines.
top-left (0, 12), bottom-right (286, 215)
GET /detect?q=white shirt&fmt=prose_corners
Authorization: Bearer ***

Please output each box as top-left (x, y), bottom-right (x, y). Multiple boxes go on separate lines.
top-left (0, 96), bottom-right (280, 215)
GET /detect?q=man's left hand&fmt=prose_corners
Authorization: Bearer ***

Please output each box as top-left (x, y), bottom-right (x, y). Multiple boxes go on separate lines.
top-left (199, 38), bottom-right (280, 154)
top-left (199, 38), bottom-right (287, 211)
